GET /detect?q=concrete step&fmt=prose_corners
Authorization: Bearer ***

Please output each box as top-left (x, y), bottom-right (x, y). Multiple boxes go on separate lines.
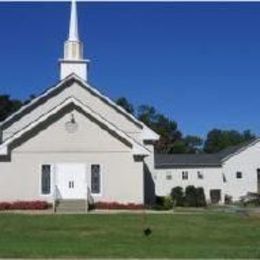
top-left (55, 199), bottom-right (88, 213)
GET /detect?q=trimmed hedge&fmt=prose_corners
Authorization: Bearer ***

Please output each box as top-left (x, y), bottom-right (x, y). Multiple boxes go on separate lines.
top-left (0, 201), bottom-right (51, 210)
top-left (170, 186), bottom-right (207, 208)
top-left (185, 186), bottom-right (198, 207)
top-left (171, 187), bottom-right (185, 206)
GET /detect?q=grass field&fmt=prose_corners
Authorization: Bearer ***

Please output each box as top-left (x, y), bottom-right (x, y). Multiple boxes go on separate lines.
top-left (0, 212), bottom-right (259, 258)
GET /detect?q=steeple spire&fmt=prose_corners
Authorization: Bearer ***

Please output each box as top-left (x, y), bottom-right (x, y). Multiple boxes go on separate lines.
top-left (68, 0), bottom-right (79, 41)
top-left (59, 0), bottom-right (89, 81)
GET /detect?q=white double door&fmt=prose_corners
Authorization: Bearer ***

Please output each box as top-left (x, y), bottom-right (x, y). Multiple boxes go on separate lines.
top-left (55, 163), bottom-right (86, 199)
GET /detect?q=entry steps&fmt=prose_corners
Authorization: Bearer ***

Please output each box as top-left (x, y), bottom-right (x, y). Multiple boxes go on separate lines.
top-left (55, 199), bottom-right (88, 213)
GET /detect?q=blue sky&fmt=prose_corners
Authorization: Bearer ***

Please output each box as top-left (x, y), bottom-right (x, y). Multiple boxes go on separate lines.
top-left (0, 2), bottom-right (260, 138)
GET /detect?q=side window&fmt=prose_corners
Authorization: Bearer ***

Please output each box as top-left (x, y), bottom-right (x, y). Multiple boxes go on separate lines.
top-left (182, 171), bottom-right (188, 180)
top-left (197, 171), bottom-right (203, 179)
top-left (41, 165), bottom-right (51, 195)
top-left (236, 171), bottom-right (242, 179)
top-left (166, 172), bottom-right (172, 180)
top-left (223, 173), bottom-right (227, 183)
top-left (91, 164), bottom-right (101, 194)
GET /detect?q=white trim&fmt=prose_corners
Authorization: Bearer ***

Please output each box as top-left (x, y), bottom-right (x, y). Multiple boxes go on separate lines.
top-left (0, 96), bottom-right (150, 156)
top-left (0, 77), bottom-right (68, 127)
top-left (0, 74), bottom-right (159, 141)
top-left (90, 163), bottom-right (103, 197)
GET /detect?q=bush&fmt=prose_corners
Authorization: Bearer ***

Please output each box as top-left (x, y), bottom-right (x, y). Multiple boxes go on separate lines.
top-left (168, 186), bottom-right (207, 208)
top-left (171, 186), bottom-right (184, 206)
top-left (153, 196), bottom-right (173, 210)
top-left (185, 186), bottom-right (198, 207)
top-left (225, 194), bottom-right (233, 204)
top-left (94, 202), bottom-right (144, 210)
top-left (162, 196), bottom-right (173, 210)
top-left (0, 201), bottom-right (51, 211)
top-left (196, 187), bottom-right (207, 207)
top-left (0, 202), bottom-right (11, 210)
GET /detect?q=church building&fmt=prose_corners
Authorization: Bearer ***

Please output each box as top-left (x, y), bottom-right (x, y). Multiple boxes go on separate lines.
top-left (0, 1), bottom-right (259, 211)
top-left (0, 1), bottom-right (159, 211)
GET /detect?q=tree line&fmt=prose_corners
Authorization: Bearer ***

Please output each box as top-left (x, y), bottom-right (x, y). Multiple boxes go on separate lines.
top-left (115, 97), bottom-right (255, 154)
top-left (0, 95), bottom-right (256, 154)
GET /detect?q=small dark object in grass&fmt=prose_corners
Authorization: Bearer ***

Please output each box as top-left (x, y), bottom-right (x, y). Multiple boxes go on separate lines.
top-left (143, 228), bottom-right (152, 236)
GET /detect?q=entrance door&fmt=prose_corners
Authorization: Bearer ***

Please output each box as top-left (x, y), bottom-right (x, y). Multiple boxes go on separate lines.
top-left (55, 164), bottom-right (86, 199)
top-left (257, 169), bottom-right (260, 193)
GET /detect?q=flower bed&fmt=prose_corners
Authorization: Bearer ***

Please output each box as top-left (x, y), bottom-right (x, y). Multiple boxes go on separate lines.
top-left (94, 201), bottom-right (144, 210)
top-left (0, 201), bottom-right (51, 210)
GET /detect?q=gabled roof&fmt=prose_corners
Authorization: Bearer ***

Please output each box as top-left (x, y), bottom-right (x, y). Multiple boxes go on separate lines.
top-left (217, 138), bottom-right (259, 162)
top-left (0, 74), bottom-right (159, 141)
top-left (0, 96), bottom-right (150, 156)
top-left (154, 138), bottom-right (259, 169)
top-left (155, 153), bottom-right (222, 168)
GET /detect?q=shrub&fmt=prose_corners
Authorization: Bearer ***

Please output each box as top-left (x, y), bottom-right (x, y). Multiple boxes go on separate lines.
top-left (170, 186), bottom-right (184, 206)
top-left (94, 201), bottom-right (144, 210)
top-left (153, 196), bottom-right (173, 210)
top-left (0, 202), bottom-right (11, 210)
top-left (0, 201), bottom-right (51, 211)
top-left (162, 196), bottom-right (173, 210)
top-left (185, 186), bottom-right (198, 207)
top-left (225, 194), bottom-right (233, 204)
top-left (196, 187), bottom-right (207, 207)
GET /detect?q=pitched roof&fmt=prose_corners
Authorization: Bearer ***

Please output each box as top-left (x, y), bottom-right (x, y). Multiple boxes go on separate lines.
top-left (0, 97), bottom-right (150, 157)
top-left (0, 74), bottom-right (159, 141)
top-left (216, 138), bottom-right (259, 161)
top-left (155, 153), bottom-right (221, 168)
top-left (155, 138), bottom-right (259, 168)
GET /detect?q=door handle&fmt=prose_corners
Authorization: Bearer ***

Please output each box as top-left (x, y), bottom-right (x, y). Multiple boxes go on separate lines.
top-left (68, 181), bottom-right (75, 189)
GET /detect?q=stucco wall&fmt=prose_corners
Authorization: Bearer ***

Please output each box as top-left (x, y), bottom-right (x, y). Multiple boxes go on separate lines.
top-left (154, 167), bottom-right (223, 202)
top-left (222, 141), bottom-right (260, 201)
top-left (0, 109), bottom-right (144, 204)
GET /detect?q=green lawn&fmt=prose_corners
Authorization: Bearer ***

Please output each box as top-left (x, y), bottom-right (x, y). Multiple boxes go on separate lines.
top-left (0, 212), bottom-right (259, 258)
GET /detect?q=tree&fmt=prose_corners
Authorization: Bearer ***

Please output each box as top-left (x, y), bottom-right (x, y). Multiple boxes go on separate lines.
top-left (24, 94), bottom-right (36, 105)
top-left (0, 95), bottom-right (23, 122)
top-left (137, 105), bottom-right (157, 127)
top-left (137, 105), bottom-right (183, 153)
top-left (184, 135), bottom-right (203, 154)
top-left (204, 129), bottom-right (255, 153)
top-left (115, 97), bottom-right (134, 115)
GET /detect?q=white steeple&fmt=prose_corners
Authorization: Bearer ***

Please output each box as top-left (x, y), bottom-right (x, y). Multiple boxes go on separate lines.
top-left (59, 0), bottom-right (89, 81)
top-left (68, 0), bottom-right (79, 41)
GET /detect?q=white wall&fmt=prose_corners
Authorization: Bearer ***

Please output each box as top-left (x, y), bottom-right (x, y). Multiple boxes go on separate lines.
top-left (154, 167), bottom-right (223, 203)
top-left (222, 141), bottom-right (260, 201)
top-left (0, 109), bottom-right (144, 204)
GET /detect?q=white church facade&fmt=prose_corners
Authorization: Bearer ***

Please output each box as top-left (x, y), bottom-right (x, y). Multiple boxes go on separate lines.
top-left (0, 1), bottom-right (159, 209)
top-left (0, 1), bottom-right (259, 210)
